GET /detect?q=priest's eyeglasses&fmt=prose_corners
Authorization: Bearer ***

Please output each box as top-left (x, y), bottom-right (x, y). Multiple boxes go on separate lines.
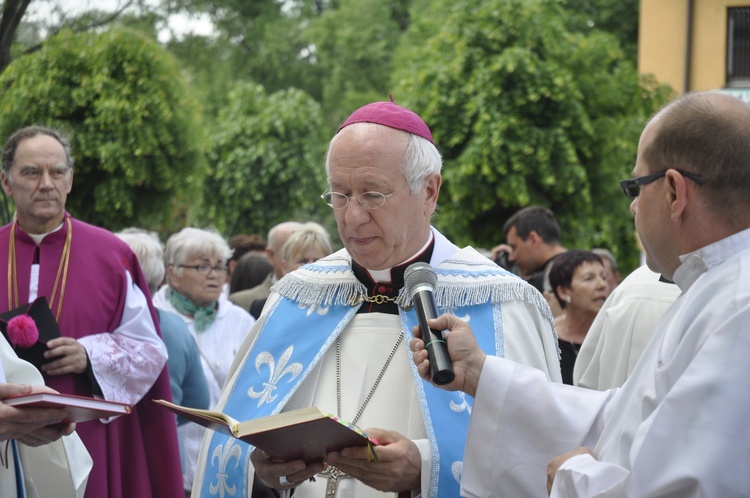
top-left (321, 184), bottom-right (408, 210)
top-left (178, 264), bottom-right (228, 276)
top-left (619, 169), bottom-right (705, 198)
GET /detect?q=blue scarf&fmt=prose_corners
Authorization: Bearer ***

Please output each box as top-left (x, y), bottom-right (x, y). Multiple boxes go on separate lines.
top-left (168, 289), bottom-right (217, 333)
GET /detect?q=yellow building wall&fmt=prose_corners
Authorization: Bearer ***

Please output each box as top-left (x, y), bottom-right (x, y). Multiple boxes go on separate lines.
top-left (639, 0), bottom-right (688, 93)
top-left (640, 0), bottom-right (750, 93)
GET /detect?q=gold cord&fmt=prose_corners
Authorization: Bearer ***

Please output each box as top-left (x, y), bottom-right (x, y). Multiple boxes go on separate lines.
top-left (8, 223), bottom-right (16, 311)
top-left (8, 218), bottom-right (72, 322)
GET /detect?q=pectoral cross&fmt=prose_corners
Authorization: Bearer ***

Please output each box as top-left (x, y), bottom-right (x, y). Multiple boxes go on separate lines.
top-left (320, 466), bottom-right (349, 498)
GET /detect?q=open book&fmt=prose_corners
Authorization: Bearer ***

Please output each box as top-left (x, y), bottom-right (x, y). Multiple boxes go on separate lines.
top-left (2, 392), bottom-right (131, 423)
top-left (154, 399), bottom-right (379, 463)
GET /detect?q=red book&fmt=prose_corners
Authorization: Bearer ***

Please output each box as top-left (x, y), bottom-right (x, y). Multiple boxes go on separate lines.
top-left (2, 392), bottom-right (131, 423)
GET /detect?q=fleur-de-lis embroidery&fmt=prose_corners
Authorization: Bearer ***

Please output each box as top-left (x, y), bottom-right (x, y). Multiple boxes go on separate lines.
top-left (451, 460), bottom-right (463, 484)
top-left (299, 302), bottom-right (330, 317)
top-left (208, 437), bottom-right (243, 498)
top-left (441, 304), bottom-right (458, 315)
top-left (247, 346), bottom-right (303, 406)
top-left (449, 391), bottom-right (471, 415)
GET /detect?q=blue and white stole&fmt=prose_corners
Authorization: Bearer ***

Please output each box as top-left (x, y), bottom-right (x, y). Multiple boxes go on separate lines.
top-left (199, 246), bottom-right (548, 498)
top-left (12, 441), bottom-right (26, 498)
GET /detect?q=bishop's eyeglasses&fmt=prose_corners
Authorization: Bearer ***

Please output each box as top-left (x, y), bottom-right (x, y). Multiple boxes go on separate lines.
top-left (321, 184), bottom-right (408, 210)
top-left (619, 169), bottom-right (705, 198)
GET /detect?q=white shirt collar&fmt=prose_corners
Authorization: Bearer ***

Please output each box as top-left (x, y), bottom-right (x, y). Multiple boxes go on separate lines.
top-left (672, 226), bottom-right (750, 291)
top-left (27, 221), bottom-right (65, 245)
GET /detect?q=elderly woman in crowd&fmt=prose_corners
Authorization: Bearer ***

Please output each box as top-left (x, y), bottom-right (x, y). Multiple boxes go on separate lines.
top-left (152, 227), bottom-right (256, 496)
top-left (548, 249), bottom-right (610, 385)
top-left (114, 228), bottom-right (210, 474)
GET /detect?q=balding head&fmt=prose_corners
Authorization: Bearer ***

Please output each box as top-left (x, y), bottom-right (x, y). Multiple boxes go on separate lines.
top-left (266, 221), bottom-right (304, 279)
top-left (642, 92), bottom-right (750, 226)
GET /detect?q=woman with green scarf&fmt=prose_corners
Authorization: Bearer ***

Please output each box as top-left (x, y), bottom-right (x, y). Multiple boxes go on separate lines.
top-left (152, 227), bottom-right (256, 497)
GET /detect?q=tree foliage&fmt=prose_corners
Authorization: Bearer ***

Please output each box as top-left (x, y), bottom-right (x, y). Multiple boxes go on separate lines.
top-left (393, 0), bottom-right (672, 271)
top-left (0, 0), bottom-right (660, 269)
top-left (202, 82), bottom-right (330, 237)
top-left (0, 27), bottom-right (206, 232)
top-left (307, 0), bottom-right (410, 128)
top-left (0, 0), bottom-right (151, 75)
top-left (166, 0), bottom-right (327, 117)
top-left (563, 0), bottom-right (640, 62)
top-left (0, 0), bottom-right (33, 74)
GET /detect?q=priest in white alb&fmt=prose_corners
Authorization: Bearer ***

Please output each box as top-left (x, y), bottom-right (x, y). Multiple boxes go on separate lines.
top-left (1, 333), bottom-right (92, 498)
top-left (411, 91), bottom-right (750, 498)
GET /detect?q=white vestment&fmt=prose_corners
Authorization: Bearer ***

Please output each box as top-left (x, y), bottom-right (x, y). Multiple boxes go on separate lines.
top-left (153, 288), bottom-right (256, 490)
top-left (0, 335), bottom-right (93, 498)
top-left (194, 227), bottom-right (561, 497)
top-left (573, 265), bottom-right (680, 390)
top-left (462, 227), bottom-right (750, 497)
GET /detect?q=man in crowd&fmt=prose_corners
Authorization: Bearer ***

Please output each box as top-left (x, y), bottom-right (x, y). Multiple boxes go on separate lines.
top-left (493, 206), bottom-right (567, 293)
top-left (192, 99), bottom-right (560, 497)
top-left (493, 206), bottom-right (567, 316)
top-left (0, 126), bottom-right (183, 498)
top-left (411, 91), bottom-right (750, 497)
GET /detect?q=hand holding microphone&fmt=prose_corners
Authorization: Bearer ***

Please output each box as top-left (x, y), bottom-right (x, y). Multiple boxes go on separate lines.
top-left (404, 262), bottom-right (455, 385)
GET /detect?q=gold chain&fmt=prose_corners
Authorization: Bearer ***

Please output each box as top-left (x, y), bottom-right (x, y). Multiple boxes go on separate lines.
top-left (8, 218), bottom-right (72, 322)
top-left (359, 294), bottom-right (397, 305)
top-left (319, 332), bottom-right (403, 493)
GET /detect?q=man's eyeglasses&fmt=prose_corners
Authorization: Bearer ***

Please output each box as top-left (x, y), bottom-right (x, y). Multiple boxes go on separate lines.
top-left (619, 169), bottom-right (705, 198)
top-left (321, 184), bottom-right (408, 210)
top-left (178, 264), bottom-right (228, 276)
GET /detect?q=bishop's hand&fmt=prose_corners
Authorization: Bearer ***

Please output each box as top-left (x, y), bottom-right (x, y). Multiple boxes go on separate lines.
top-left (250, 448), bottom-right (325, 490)
top-left (326, 428), bottom-right (421, 493)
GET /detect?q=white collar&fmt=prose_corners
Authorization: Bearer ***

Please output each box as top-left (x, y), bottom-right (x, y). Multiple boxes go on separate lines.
top-left (672, 226), bottom-right (750, 291)
top-left (27, 221), bottom-right (65, 245)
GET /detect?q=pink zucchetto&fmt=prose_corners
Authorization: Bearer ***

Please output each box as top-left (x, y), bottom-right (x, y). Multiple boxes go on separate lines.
top-left (337, 95), bottom-right (434, 144)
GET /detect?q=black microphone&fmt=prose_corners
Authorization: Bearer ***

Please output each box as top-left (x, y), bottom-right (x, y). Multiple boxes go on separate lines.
top-left (404, 262), bottom-right (455, 385)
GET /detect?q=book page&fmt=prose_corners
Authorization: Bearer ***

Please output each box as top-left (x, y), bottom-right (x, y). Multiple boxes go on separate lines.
top-left (154, 399), bottom-right (239, 429)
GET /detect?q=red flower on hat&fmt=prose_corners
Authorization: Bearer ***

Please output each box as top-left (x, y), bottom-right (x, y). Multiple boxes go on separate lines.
top-left (7, 315), bottom-right (39, 348)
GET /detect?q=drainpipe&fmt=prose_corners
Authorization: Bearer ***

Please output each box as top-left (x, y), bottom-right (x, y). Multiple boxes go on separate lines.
top-left (684, 0), bottom-right (694, 92)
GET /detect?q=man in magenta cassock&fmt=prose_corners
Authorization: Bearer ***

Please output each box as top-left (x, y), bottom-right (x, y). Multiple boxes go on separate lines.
top-left (0, 125), bottom-right (183, 498)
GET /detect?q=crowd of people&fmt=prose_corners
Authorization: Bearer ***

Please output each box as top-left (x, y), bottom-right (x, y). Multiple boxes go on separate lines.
top-left (1, 89), bottom-right (748, 498)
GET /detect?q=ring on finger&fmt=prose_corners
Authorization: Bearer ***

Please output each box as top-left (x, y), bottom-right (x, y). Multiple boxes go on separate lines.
top-left (279, 475), bottom-right (291, 486)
